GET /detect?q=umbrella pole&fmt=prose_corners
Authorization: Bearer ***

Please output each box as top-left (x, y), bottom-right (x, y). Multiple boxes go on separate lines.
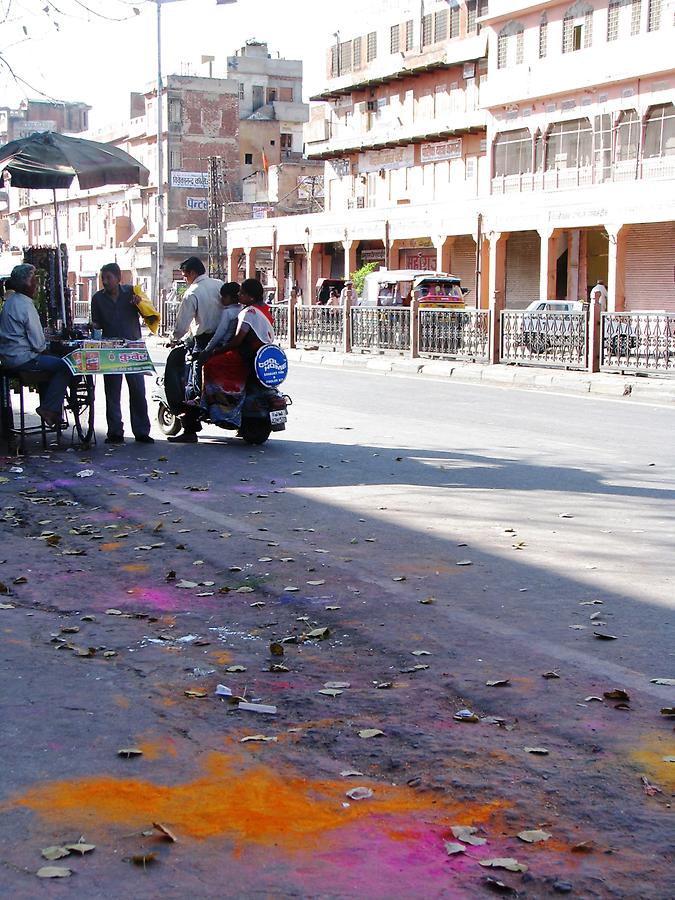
top-left (52, 189), bottom-right (67, 329)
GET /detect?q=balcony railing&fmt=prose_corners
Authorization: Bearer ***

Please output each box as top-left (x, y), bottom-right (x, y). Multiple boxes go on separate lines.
top-left (492, 157), bottom-right (675, 194)
top-left (351, 307), bottom-right (411, 353)
top-left (601, 312), bottom-right (675, 373)
top-left (501, 310), bottom-right (588, 369)
top-left (419, 309), bottom-right (490, 361)
top-left (296, 306), bottom-right (343, 349)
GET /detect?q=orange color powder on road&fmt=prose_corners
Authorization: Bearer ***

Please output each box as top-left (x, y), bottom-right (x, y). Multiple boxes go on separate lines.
top-left (121, 564), bottom-right (149, 574)
top-left (208, 649), bottom-right (233, 665)
top-left (7, 752), bottom-right (505, 850)
top-left (137, 737), bottom-right (178, 761)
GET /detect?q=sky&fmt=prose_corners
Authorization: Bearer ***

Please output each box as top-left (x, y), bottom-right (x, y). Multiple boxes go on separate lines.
top-left (0, 0), bottom-right (417, 128)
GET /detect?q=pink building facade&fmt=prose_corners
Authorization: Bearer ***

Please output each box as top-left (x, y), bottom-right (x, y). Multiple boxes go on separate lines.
top-left (227, 0), bottom-right (674, 313)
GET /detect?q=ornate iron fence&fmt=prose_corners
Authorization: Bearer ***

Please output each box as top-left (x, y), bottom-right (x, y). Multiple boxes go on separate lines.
top-left (351, 307), bottom-right (411, 353)
top-left (160, 300), bottom-right (179, 337)
top-left (295, 305), bottom-right (343, 349)
top-left (601, 312), bottom-right (675, 374)
top-left (269, 304), bottom-right (289, 344)
top-left (500, 310), bottom-right (588, 369)
top-left (419, 309), bottom-right (490, 361)
top-left (72, 300), bottom-right (90, 324)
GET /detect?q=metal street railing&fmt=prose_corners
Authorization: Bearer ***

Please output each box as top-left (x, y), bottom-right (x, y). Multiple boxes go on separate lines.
top-left (351, 307), bottom-right (411, 353)
top-left (269, 304), bottom-right (289, 344)
top-left (501, 310), bottom-right (588, 369)
top-left (601, 312), bottom-right (675, 373)
top-left (160, 300), bottom-right (179, 337)
top-left (295, 305), bottom-right (343, 349)
top-left (419, 309), bottom-right (490, 361)
top-left (72, 300), bottom-right (90, 324)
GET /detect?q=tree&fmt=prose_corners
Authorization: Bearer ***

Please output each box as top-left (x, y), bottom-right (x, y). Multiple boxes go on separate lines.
top-left (350, 261), bottom-right (378, 298)
top-left (0, 1), bottom-right (140, 101)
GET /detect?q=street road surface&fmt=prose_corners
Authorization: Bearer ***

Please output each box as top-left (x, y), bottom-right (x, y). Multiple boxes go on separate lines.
top-left (0, 362), bottom-right (673, 898)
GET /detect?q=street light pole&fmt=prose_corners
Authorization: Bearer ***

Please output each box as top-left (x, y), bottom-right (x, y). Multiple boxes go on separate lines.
top-left (155, 0), bottom-right (164, 307)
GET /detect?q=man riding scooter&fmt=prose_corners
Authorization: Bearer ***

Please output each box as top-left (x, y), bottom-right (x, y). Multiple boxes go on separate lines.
top-left (168, 256), bottom-right (223, 443)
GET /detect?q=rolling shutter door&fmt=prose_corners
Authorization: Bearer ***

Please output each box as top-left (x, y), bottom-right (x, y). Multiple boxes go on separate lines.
top-left (624, 224), bottom-right (675, 312)
top-left (450, 235), bottom-right (477, 298)
top-left (505, 231), bottom-right (540, 309)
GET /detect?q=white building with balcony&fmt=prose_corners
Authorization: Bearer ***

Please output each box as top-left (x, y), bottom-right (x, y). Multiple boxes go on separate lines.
top-left (227, 0), bottom-right (674, 316)
top-left (480, 0), bottom-right (675, 311)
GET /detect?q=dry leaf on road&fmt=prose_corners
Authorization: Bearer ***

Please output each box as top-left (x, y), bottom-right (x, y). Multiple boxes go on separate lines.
top-left (450, 825), bottom-right (487, 846)
top-left (444, 842), bottom-right (467, 855)
top-left (36, 866), bottom-right (72, 878)
top-left (41, 847), bottom-right (70, 861)
top-left (64, 843), bottom-right (95, 855)
top-left (153, 823), bottom-right (177, 842)
top-left (517, 829), bottom-right (551, 843)
top-left (479, 859), bottom-right (528, 873)
top-left (346, 787), bottom-right (373, 801)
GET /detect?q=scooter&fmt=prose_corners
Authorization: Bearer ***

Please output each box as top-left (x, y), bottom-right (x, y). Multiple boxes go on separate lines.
top-left (152, 342), bottom-right (290, 445)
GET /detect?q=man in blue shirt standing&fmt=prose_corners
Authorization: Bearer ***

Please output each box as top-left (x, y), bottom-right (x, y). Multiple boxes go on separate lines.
top-left (0, 263), bottom-right (71, 427)
top-left (91, 263), bottom-right (154, 444)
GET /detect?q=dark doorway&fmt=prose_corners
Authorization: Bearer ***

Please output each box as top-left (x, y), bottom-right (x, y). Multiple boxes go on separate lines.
top-left (556, 249), bottom-right (568, 299)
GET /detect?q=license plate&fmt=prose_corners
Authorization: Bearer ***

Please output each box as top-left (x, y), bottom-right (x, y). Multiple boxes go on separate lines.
top-left (270, 410), bottom-right (287, 424)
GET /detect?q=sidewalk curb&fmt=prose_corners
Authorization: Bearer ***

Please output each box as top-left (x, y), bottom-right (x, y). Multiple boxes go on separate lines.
top-left (283, 348), bottom-right (675, 406)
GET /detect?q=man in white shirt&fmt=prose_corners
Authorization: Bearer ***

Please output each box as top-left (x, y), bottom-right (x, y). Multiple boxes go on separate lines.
top-left (589, 279), bottom-right (608, 310)
top-left (172, 256), bottom-right (223, 343)
top-left (169, 256), bottom-right (224, 442)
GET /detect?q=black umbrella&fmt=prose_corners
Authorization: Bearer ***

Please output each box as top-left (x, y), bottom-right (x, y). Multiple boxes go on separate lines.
top-left (0, 131), bottom-right (150, 323)
top-left (0, 130), bottom-right (150, 190)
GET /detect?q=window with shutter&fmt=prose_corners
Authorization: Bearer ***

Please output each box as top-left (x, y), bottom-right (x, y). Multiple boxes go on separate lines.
top-left (366, 31), bottom-right (377, 62)
top-left (647, 0), bottom-right (661, 30)
top-left (539, 14), bottom-right (548, 57)
top-left (390, 24), bottom-right (400, 54)
top-left (421, 13), bottom-right (433, 47)
top-left (404, 19), bottom-right (414, 51)
top-left (434, 9), bottom-right (448, 42)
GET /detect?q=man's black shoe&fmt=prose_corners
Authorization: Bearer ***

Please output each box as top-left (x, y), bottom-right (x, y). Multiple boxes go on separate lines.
top-left (135, 435), bottom-right (155, 444)
top-left (105, 435), bottom-right (124, 444)
top-left (167, 432), bottom-right (198, 443)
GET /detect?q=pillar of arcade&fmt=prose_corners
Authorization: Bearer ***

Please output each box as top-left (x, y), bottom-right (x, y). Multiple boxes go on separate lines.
top-left (487, 231), bottom-right (508, 363)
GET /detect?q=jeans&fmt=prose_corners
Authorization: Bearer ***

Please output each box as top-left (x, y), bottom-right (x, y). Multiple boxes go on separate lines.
top-left (18, 354), bottom-right (72, 414)
top-left (103, 373), bottom-right (151, 439)
top-left (181, 332), bottom-right (212, 434)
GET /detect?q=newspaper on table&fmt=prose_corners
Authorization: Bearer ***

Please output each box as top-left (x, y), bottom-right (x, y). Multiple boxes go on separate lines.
top-left (63, 340), bottom-right (155, 377)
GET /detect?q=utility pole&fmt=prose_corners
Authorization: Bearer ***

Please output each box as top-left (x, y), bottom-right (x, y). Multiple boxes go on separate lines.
top-left (208, 156), bottom-right (226, 279)
top-left (155, 0), bottom-right (164, 305)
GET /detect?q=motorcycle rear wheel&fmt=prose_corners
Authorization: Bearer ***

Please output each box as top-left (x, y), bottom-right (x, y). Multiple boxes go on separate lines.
top-left (239, 417), bottom-right (271, 445)
top-left (157, 402), bottom-right (181, 436)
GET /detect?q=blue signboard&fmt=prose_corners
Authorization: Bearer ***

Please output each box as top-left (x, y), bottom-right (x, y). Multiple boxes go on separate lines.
top-left (255, 345), bottom-right (289, 387)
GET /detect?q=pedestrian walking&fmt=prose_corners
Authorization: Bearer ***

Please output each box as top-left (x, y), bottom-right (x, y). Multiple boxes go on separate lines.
top-left (91, 262), bottom-right (154, 444)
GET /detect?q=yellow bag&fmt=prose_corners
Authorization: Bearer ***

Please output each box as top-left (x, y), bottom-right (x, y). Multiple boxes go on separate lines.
top-left (133, 284), bottom-right (160, 335)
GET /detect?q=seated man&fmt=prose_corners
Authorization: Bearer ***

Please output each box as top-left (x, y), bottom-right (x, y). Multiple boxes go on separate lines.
top-left (0, 264), bottom-right (71, 427)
